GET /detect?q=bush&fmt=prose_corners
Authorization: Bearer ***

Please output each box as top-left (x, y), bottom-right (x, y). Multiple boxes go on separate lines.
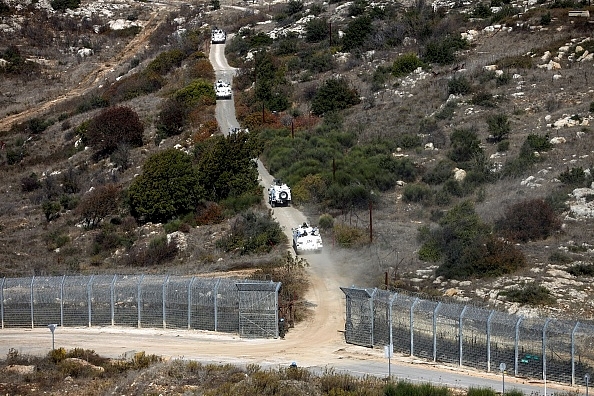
top-left (341, 15), bottom-right (373, 51)
top-left (567, 263), bottom-right (594, 276)
top-left (21, 173), bottom-right (42, 192)
top-left (501, 281), bottom-right (556, 306)
top-left (174, 79), bottom-right (216, 107)
top-left (495, 198), bottom-right (561, 243)
top-left (471, 3), bottom-right (492, 18)
top-left (471, 90), bottom-right (496, 107)
top-left (447, 75), bottom-right (471, 95)
top-left (77, 184), bottom-right (120, 229)
top-left (305, 17), bottom-right (329, 43)
top-left (50, 0), bottom-right (80, 11)
top-left (558, 167), bottom-right (589, 186)
top-left (486, 113), bottom-right (510, 142)
top-left (392, 53), bottom-right (424, 77)
top-left (402, 183), bottom-right (432, 203)
top-left (449, 128), bottom-right (482, 164)
top-left (215, 210), bottom-right (286, 254)
top-left (318, 213), bottom-right (334, 230)
top-left (422, 160), bottom-right (455, 185)
top-left (146, 49), bottom-right (185, 75)
top-left (333, 223), bottom-right (367, 248)
top-left (84, 106), bottom-right (144, 160)
top-left (423, 35), bottom-right (469, 66)
top-left (311, 78), bottom-right (360, 115)
top-left (129, 149), bottom-right (205, 223)
top-left (549, 251), bottom-right (572, 264)
top-left (122, 236), bottom-right (178, 267)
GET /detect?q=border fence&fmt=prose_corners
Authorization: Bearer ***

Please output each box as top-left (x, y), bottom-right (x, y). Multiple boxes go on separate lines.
top-left (342, 286), bottom-right (594, 387)
top-left (0, 275), bottom-right (281, 339)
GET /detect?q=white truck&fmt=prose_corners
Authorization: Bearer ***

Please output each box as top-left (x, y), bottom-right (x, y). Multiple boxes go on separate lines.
top-left (292, 222), bottom-right (323, 255)
top-left (214, 80), bottom-right (232, 100)
top-left (211, 28), bottom-right (226, 44)
top-left (268, 179), bottom-right (291, 207)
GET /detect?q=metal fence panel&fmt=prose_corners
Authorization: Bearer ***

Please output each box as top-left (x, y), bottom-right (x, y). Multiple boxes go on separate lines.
top-left (90, 275), bottom-right (115, 326)
top-left (2, 277), bottom-right (32, 328)
top-left (435, 301), bottom-right (465, 365)
top-left (190, 278), bottom-right (218, 331)
top-left (216, 279), bottom-right (240, 333)
top-left (412, 299), bottom-right (438, 361)
top-left (139, 275), bottom-right (166, 328)
top-left (237, 282), bottom-right (280, 338)
top-left (341, 287), bottom-right (373, 347)
top-left (461, 305), bottom-right (491, 370)
top-left (165, 276), bottom-right (191, 329)
top-left (63, 275), bottom-right (92, 327)
top-left (114, 275), bottom-right (143, 327)
top-left (341, 286), bottom-right (594, 386)
top-left (32, 276), bottom-right (62, 327)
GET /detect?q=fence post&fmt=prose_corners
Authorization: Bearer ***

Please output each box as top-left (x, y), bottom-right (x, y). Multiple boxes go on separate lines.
top-left (137, 275), bottom-right (144, 328)
top-left (433, 302), bottom-right (442, 362)
top-left (487, 310), bottom-right (495, 372)
top-left (30, 276), bottom-right (35, 329)
top-left (188, 277), bottom-right (195, 329)
top-left (571, 322), bottom-right (580, 386)
top-left (162, 275), bottom-right (169, 329)
top-left (459, 306), bottom-right (468, 367)
top-left (0, 277), bottom-right (5, 329)
top-left (275, 282), bottom-right (281, 338)
top-left (87, 275), bottom-right (94, 327)
top-left (389, 293), bottom-right (397, 354)
top-left (370, 288), bottom-right (377, 347)
top-left (410, 298), bottom-right (419, 357)
top-left (214, 279), bottom-right (221, 332)
top-left (110, 275), bottom-right (117, 326)
top-left (514, 316), bottom-right (523, 376)
top-left (543, 318), bottom-right (551, 383)
top-left (60, 275), bottom-right (66, 327)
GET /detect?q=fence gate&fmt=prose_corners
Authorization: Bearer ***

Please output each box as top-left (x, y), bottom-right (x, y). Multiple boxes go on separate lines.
top-left (237, 282), bottom-right (281, 338)
top-left (341, 287), bottom-right (375, 347)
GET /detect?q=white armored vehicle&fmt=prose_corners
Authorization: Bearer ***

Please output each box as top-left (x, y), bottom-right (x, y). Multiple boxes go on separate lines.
top-left (268, 179), bottom-right (291, 207)
top-left (292, 223), bottom-right (323, 255)
top-left (215, 80), bottom-right (232, 100)
top-left (211, 28), bottom-right (226, 44)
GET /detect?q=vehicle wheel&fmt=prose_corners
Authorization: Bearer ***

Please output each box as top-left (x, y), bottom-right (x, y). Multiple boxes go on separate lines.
top-left (279, 191), bottom-right (288, 200)
top-left (271, 201), bottom-right (276, 207)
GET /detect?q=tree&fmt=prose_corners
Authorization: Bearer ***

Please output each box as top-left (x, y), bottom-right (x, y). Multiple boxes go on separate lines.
top-left (195, 131), bottom-right (261, 201)
top-left (77, 184), bottom-right (120, 229)
top-left (85, 106), bottom-right (144, 160)
top-left (128, 149), bottom-right (205, 223)
top-left (311, 78), bottom-right (360, 115)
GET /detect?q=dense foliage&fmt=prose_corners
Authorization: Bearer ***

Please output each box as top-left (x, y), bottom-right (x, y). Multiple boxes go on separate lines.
top-left (495, 198), bottom-right (561, 242)
top-left (128, 149), bottom-right (205, 223)
top-left (84, 106), bottom-right (144, 160)
top-left (311, 78), bottom-right (360, 115)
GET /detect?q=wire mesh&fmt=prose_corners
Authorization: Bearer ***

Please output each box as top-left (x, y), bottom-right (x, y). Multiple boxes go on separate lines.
top-left (341, 286), bottom-right (594, 386)
top-left (0, 275), bottom-right (280, 338)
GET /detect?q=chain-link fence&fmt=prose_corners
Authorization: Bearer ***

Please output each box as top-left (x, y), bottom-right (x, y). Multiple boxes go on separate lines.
top-left (341, 286), bottom-right (594, 386)
top-left (0, 275), bottom-right (281, 338)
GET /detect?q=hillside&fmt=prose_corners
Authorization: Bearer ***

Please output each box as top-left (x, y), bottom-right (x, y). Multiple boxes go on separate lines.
top-left (1, 0), bottom-right (594, 324)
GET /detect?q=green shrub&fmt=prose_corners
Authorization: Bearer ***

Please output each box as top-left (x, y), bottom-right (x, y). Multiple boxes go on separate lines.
top-left (501, 281), bottom-right (556, 306)
top-left (395, 133), bottom-right (423, 149)
top-left (392, 53), bottom-right (424, 77)
top-left (418, 240), bottom-right (442, 262)
top-left (341, 15), bottom-right (372, 51)
top-left (471, 3), bottom-right (492, 18)
top-left (447, 75), bottom-right (471, 95)
top-left (549, 251), bottom-right (572, 264)
top-left (174, 79), bottom-right (216, 107)
top-left (423, 36), bottom-right (469, 66)
top-left (318, 213), bottom-right (334, 230)
top-left (305, 17), bottom-right (329, 42)
top-left (422, 160), bottom-right (455, 185)
top-left (215, 210), bottom-right (286, 254)
top-left (146, 49), bottom-right (185, 75)
top-left (42, 200), bottom-right (61, 222)
top-left (448, 127), bottom-right (482, 163)
top-left (333, 223), bottom-right (367, 248)
top-left (567, 263), bottom-right (594, 276)
top-left (122, 235), bottom-right (178, 267)
top-left (50, 0), bottom-right (80, 11)
top-left (311, 77), bottom-right (360, 115)
top-left (497, 140), bottom-right (510, 151)
top-left (471, 90), bottom-right (497, 107)
top-left (486, 113), bottom-right (510, 142)
top-left (435, 101), bottom-right (457, 120)
top-left (129, 149), bottom-right (205, 223)
top-left (402, 183), bottom-right (432, 203)
top-left (558, 167), bottom-right (588, 186)
top-left (467, 387), bottom-right (497, 396)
